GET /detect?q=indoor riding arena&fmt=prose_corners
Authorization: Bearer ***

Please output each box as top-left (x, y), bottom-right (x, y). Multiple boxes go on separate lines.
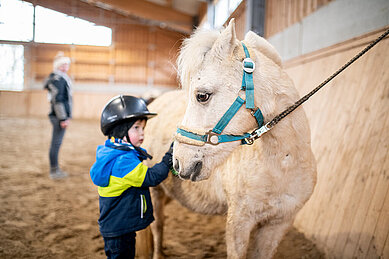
top-left (0, 1), bottom-right (388, 258)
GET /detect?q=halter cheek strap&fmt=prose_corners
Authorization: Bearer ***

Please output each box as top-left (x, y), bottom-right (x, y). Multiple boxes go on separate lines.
top-left (176, 43), bottom-right (264, 146)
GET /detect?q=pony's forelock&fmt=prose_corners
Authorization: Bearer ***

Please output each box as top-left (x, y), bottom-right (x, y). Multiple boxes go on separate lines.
top-left (177, 28), bottom-right (220, 90)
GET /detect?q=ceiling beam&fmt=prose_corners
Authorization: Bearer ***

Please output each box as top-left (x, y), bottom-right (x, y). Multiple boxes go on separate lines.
top-left (89, 0), bottom-right (194, 34)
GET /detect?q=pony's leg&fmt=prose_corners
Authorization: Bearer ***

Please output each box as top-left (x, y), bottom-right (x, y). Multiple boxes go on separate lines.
top-left (150, 186), bottom-right (170, 259)
top-left (225, 208), bottom-right (258, 259)
top-left (247, 219), bottom-right (293, 259)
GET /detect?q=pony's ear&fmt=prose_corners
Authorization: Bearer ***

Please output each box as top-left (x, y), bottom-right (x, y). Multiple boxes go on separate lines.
top-left (210, 19), bottom-right (238, 59)
top-left (244, 31), bottom-right (282, 67)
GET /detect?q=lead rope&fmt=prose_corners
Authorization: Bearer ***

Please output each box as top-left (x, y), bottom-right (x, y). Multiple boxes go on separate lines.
top-left (246, 28), bottom-right (389, 142)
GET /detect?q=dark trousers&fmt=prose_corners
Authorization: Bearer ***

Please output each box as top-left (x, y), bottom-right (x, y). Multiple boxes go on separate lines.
top-left (103, 232), bottom-right (136, 259)
top-left (49, 115), bottom-right (66, 169)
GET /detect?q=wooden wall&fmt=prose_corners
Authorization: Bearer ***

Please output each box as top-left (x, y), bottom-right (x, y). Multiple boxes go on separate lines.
top-left (0, 90), bottom-right (117, 119)
top-left (265, 0), bottom-right (334, 37)
top-left (285, 28), bottom-right (389, 258)
top-left (16, 0), bottom-right (185, 89)
top-left (224, 0), bottom-right (333, 40)
top-left (25, 25), bottom-right (182, 88)
top-left (1, 0), bottom-right (185, 119)
top-left (8, 0), bottom-right (334, 90)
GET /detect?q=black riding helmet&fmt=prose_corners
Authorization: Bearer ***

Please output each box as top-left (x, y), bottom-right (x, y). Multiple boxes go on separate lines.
top-left (101, 95), bottom-right (157, 136)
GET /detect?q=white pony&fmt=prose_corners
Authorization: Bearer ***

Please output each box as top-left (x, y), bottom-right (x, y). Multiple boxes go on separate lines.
top-left (143, 20), bottom-right (317, 259)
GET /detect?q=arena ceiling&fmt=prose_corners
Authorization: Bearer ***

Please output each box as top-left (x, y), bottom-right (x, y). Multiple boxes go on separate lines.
top-left (84, 0), bottom-right (205, 33)
top-left (24, 0), bottom-right (206, 34)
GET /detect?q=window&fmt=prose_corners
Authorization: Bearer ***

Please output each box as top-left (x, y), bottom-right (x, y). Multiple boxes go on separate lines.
top-left (35, 6), bottom-right (112, 46)
top-left (0, 0), bottom-right (112, 91)
top-left (0, 0), bottom-right (34, 42)
top-left (213, 0), bottom-right (243, 28)
top-left (0, 0), bottom-right (112, 46)
top-left (229, 0), bottom-right (243, 13)
top-left (0, 44), bottom-right (24, 91)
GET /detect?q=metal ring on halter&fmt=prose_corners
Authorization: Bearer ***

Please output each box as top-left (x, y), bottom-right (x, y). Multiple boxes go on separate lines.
top-left (244, 138), bottom-right (254, 145)
top-left (250, 107), bottom-right (259, 116)
top-left (237, 88), bottom-right (246, 98)
top-left (242, 58), bottom-right (255, 73)
top-left (206, 131), bottom-right (220, 145)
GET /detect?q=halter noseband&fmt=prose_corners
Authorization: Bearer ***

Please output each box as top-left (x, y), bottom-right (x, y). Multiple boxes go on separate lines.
top-left (176, 43), bottom-right (266, 146)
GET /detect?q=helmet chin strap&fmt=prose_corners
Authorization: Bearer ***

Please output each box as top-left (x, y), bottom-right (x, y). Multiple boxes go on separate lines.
top-left (126, 133), bottom-right (153, 160)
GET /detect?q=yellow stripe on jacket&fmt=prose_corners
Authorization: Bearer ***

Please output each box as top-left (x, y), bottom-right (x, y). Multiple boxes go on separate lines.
top-left (98, 163), bottom-right (148, 197)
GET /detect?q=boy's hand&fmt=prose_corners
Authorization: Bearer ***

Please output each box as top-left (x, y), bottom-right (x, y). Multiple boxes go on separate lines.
top-left (166, 142), bottom-right (179, 176)
top-left (167, 142), bottom-right (174, 155)
top-left (162, 142), bottom-right (174, 169)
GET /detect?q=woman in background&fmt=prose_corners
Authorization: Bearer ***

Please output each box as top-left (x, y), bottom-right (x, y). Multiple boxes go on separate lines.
top-left (44, 52), bottom-right (72, 179)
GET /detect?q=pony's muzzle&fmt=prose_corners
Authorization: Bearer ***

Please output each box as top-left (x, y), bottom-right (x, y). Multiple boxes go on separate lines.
top-left (177, 160), bottom-right (203, 181)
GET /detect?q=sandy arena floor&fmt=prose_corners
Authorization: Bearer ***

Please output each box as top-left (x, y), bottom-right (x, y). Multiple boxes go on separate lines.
top-left (0, 116), bottom-right (324, 258)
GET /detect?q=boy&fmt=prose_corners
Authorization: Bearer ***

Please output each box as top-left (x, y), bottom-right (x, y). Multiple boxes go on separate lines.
top-left (90, 95), bottom-right (173, 259)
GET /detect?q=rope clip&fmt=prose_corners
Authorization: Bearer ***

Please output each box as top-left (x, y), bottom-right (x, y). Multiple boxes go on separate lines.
top-left (244, 123), bottom-right (272, 145)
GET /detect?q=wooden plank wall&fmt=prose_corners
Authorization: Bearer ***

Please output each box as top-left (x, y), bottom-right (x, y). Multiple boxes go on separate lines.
top-left (12, 0), bottom-right (334, 90)
top-left (26, 25), bottom-right (182, 87)
top-left (0, 90), bottom-right (117, 119)
top-left (17, 0), bottom-right (184, 89)
top-left (0, 0), bottom-right (185, 119)
top-left (0, 3), bottom-right (185, 118)
top-left (225, 0), bottom-right (333, 39)
top-left (285, 28), bottom-right (389, 258)
top-left (265, 0), bottom-right (334, 37)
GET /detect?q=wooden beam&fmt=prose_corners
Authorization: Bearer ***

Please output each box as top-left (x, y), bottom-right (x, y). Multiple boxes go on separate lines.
top-left (24, 0), bottom-right (116, 27)
top-left (166, 0), bottom-right (173, 8)
top-left (25, 0), bottom-right (192, 34)
top-left (90, 0), bottom-right (194, 34)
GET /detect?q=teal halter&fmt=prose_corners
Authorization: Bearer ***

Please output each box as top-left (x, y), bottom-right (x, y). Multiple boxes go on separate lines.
top-left (176, 43), bottom-right (264, 146)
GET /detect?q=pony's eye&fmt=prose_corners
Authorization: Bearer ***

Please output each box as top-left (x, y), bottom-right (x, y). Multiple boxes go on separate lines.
top-left (196, 92), bottom-right (211, 103)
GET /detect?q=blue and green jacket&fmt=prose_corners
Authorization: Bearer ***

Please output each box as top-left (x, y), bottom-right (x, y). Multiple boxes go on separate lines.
top-left (90, 138), bottom-right (171, 237)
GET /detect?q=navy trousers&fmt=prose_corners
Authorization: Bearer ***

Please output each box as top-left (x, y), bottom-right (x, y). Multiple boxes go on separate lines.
top-left (49, 115), bottom-right (66, 169)
top-left (103, 232), bottom-right (136, 259)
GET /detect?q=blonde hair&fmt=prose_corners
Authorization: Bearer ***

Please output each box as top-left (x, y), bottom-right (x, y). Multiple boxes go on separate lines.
top-left (53, 51), bottom-right (71, 70)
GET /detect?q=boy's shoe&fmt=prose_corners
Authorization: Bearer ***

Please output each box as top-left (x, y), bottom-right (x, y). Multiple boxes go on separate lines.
top-left (50, 168), bottom-right (68, 180)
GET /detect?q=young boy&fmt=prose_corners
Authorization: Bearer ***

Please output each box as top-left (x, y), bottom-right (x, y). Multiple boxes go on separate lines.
top-left (90, 95), bottom-right (173, 259)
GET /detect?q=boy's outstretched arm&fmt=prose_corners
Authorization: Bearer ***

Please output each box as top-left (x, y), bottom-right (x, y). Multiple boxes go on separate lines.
top-left (142, 143), bottom-right (173, 187)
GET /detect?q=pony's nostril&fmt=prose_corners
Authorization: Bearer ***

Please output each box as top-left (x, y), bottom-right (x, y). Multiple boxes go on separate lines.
top-left (191, 161), bottom-right (203, 181)
top-left (194, 161), bottom-right (202, 173)
top-left (173, 159), bottom-right (180, 172)
top-left (180, 173), bottom-right (190, 180)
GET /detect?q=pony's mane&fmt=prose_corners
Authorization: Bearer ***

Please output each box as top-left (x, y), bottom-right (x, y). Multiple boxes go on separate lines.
top-left (177, 28), bottom-right (220, 90)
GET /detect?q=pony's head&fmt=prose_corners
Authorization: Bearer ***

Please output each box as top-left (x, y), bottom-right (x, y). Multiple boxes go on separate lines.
top-left (173, 19), bottom-right (293, 181)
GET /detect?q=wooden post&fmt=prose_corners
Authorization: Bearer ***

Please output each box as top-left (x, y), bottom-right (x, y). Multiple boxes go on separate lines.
top-left (135, 226), bottom-right (154, 258)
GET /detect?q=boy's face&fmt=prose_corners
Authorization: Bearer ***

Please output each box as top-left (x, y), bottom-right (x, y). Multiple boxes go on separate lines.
top-left (124, 119), bottom-right (146, 147)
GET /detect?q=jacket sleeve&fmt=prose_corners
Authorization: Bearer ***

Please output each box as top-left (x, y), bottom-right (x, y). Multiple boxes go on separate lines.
top-left (48, 77), bottom-right (68, 121)
top-left (108, 150), bottom-right (172, 191)
top-left (141, 151), bottom-right (172, 187)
